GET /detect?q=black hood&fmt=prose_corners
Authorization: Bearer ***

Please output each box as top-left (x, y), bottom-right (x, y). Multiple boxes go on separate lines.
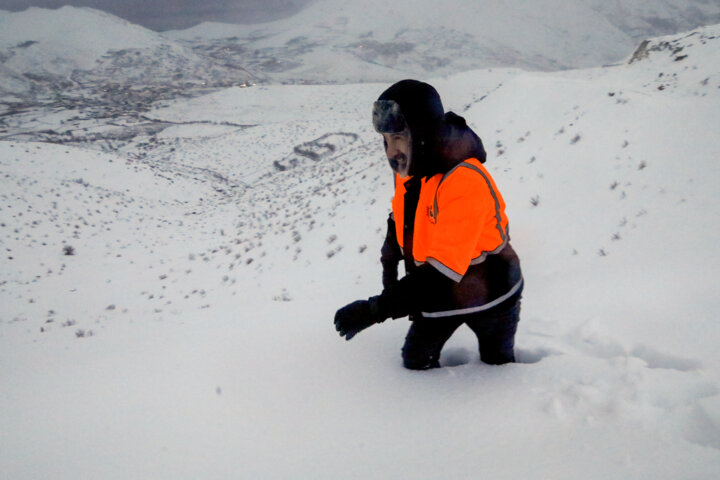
top-left (377, 80), bottom-right (486, 177)
top-left (435, 111), bottom-right (487, 174)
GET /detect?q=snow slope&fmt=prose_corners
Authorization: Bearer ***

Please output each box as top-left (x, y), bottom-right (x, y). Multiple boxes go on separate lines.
top-left (1, 23), bottom-right (720, 480)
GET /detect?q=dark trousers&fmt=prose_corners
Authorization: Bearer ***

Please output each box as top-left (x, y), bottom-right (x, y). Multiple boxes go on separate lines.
top-left (401, 296), bottom-right (521, 370)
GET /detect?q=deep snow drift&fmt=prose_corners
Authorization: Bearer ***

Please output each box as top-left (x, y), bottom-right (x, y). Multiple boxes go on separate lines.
top-left (1, 15), bottom-right (720, 480)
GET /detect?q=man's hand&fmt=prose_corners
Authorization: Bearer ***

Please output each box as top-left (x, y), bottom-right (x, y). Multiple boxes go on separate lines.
top-left (334, 297), bottom-right (384, 340)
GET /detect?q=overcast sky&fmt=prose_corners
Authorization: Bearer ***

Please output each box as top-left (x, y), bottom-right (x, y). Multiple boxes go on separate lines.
top-left (0, 0), bottom-right (312, 30)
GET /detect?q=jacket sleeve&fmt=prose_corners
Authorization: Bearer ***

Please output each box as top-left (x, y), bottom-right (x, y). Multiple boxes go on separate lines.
top-left (375, 263), bottom-right (454, 320)
top-left (380, 213), bottom-right (403, 289)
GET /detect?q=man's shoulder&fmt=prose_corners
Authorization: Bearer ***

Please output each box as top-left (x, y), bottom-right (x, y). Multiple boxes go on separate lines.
top-left (441, 157), bottom-right (490, 184)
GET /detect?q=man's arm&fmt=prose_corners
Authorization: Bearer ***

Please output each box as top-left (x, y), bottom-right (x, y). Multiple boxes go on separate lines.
top-left (380, 213), bottom-right (403, 289)
top-left (376, 263), bottom-right (454, 319)
top-left (334, 264), bottom-right (453, 340)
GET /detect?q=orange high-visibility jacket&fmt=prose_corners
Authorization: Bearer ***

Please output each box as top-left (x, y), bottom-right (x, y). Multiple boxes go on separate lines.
top-left (392, 157), bottom-right (509, 283)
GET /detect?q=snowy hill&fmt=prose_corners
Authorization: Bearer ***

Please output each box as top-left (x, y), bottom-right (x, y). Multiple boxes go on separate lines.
top-left (0, 7), bottom-right (167, 75)
top-left (0, 6), bottom-right (256, 99)
top-left (168, 0), bottom-right (720, 82)
top-left (2, 22), bottom-right (720, 478)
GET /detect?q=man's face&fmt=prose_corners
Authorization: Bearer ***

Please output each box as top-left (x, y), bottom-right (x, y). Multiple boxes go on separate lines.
top-left (383, 132), bottom-right (412, 178)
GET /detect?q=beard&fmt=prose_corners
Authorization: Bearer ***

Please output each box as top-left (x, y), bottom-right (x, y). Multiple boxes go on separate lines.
top-left (389, 153), bottom-right (412, 177)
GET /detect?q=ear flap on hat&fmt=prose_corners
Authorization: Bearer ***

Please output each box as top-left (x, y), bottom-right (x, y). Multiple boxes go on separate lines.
top-left (372, 100), bottom-right (409, 134)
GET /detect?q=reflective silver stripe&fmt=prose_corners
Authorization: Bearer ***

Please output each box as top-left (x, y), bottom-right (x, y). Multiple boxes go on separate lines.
top-left (420, 278), bottom-right (524, 319)
top-left (418, 236), bottom-right (507, 282)
top-left (425, 257), bottom-right (463, 282)
top-left (469, 237), bottom-right (508, 266)
top-left (432, 162), bottom-right (466, 220)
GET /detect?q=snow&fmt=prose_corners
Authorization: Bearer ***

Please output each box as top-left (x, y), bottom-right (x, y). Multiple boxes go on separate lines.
top-left (2, 9), bottom-right (720, 480)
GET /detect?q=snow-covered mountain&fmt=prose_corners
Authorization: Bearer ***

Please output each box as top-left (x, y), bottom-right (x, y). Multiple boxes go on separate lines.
top-left (3, 0), bottom-right (720, 95)
top-left (1, 19), bottom-right (719, 478)
top-left (2, 1), bottom-right (719, 151)
top-left (168, 0), bottom-right (720, 82)
top-left (0, 6), bottom-right (256, 99)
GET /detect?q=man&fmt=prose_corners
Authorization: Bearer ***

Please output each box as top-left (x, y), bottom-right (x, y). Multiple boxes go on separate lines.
top-left (334, 79), bottom-right (523, 370)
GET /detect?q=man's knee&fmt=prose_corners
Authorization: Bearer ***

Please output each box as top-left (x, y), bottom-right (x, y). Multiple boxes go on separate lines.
top-left (402, 329), bottom-right (442, 370)
top-left (401, 343), bottom-right (441, 370)
top-left (401, 317), bottom-right (462, 370)
top-left (480, 348), bottom-right (515, 365)
top-left (474, 300), bottom-right (520, 365)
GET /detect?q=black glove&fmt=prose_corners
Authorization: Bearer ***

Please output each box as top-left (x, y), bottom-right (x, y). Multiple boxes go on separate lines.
top-left (334, 296), bottom-right (386, 340)
top-left (334, 265), bottom-right (451, 340)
